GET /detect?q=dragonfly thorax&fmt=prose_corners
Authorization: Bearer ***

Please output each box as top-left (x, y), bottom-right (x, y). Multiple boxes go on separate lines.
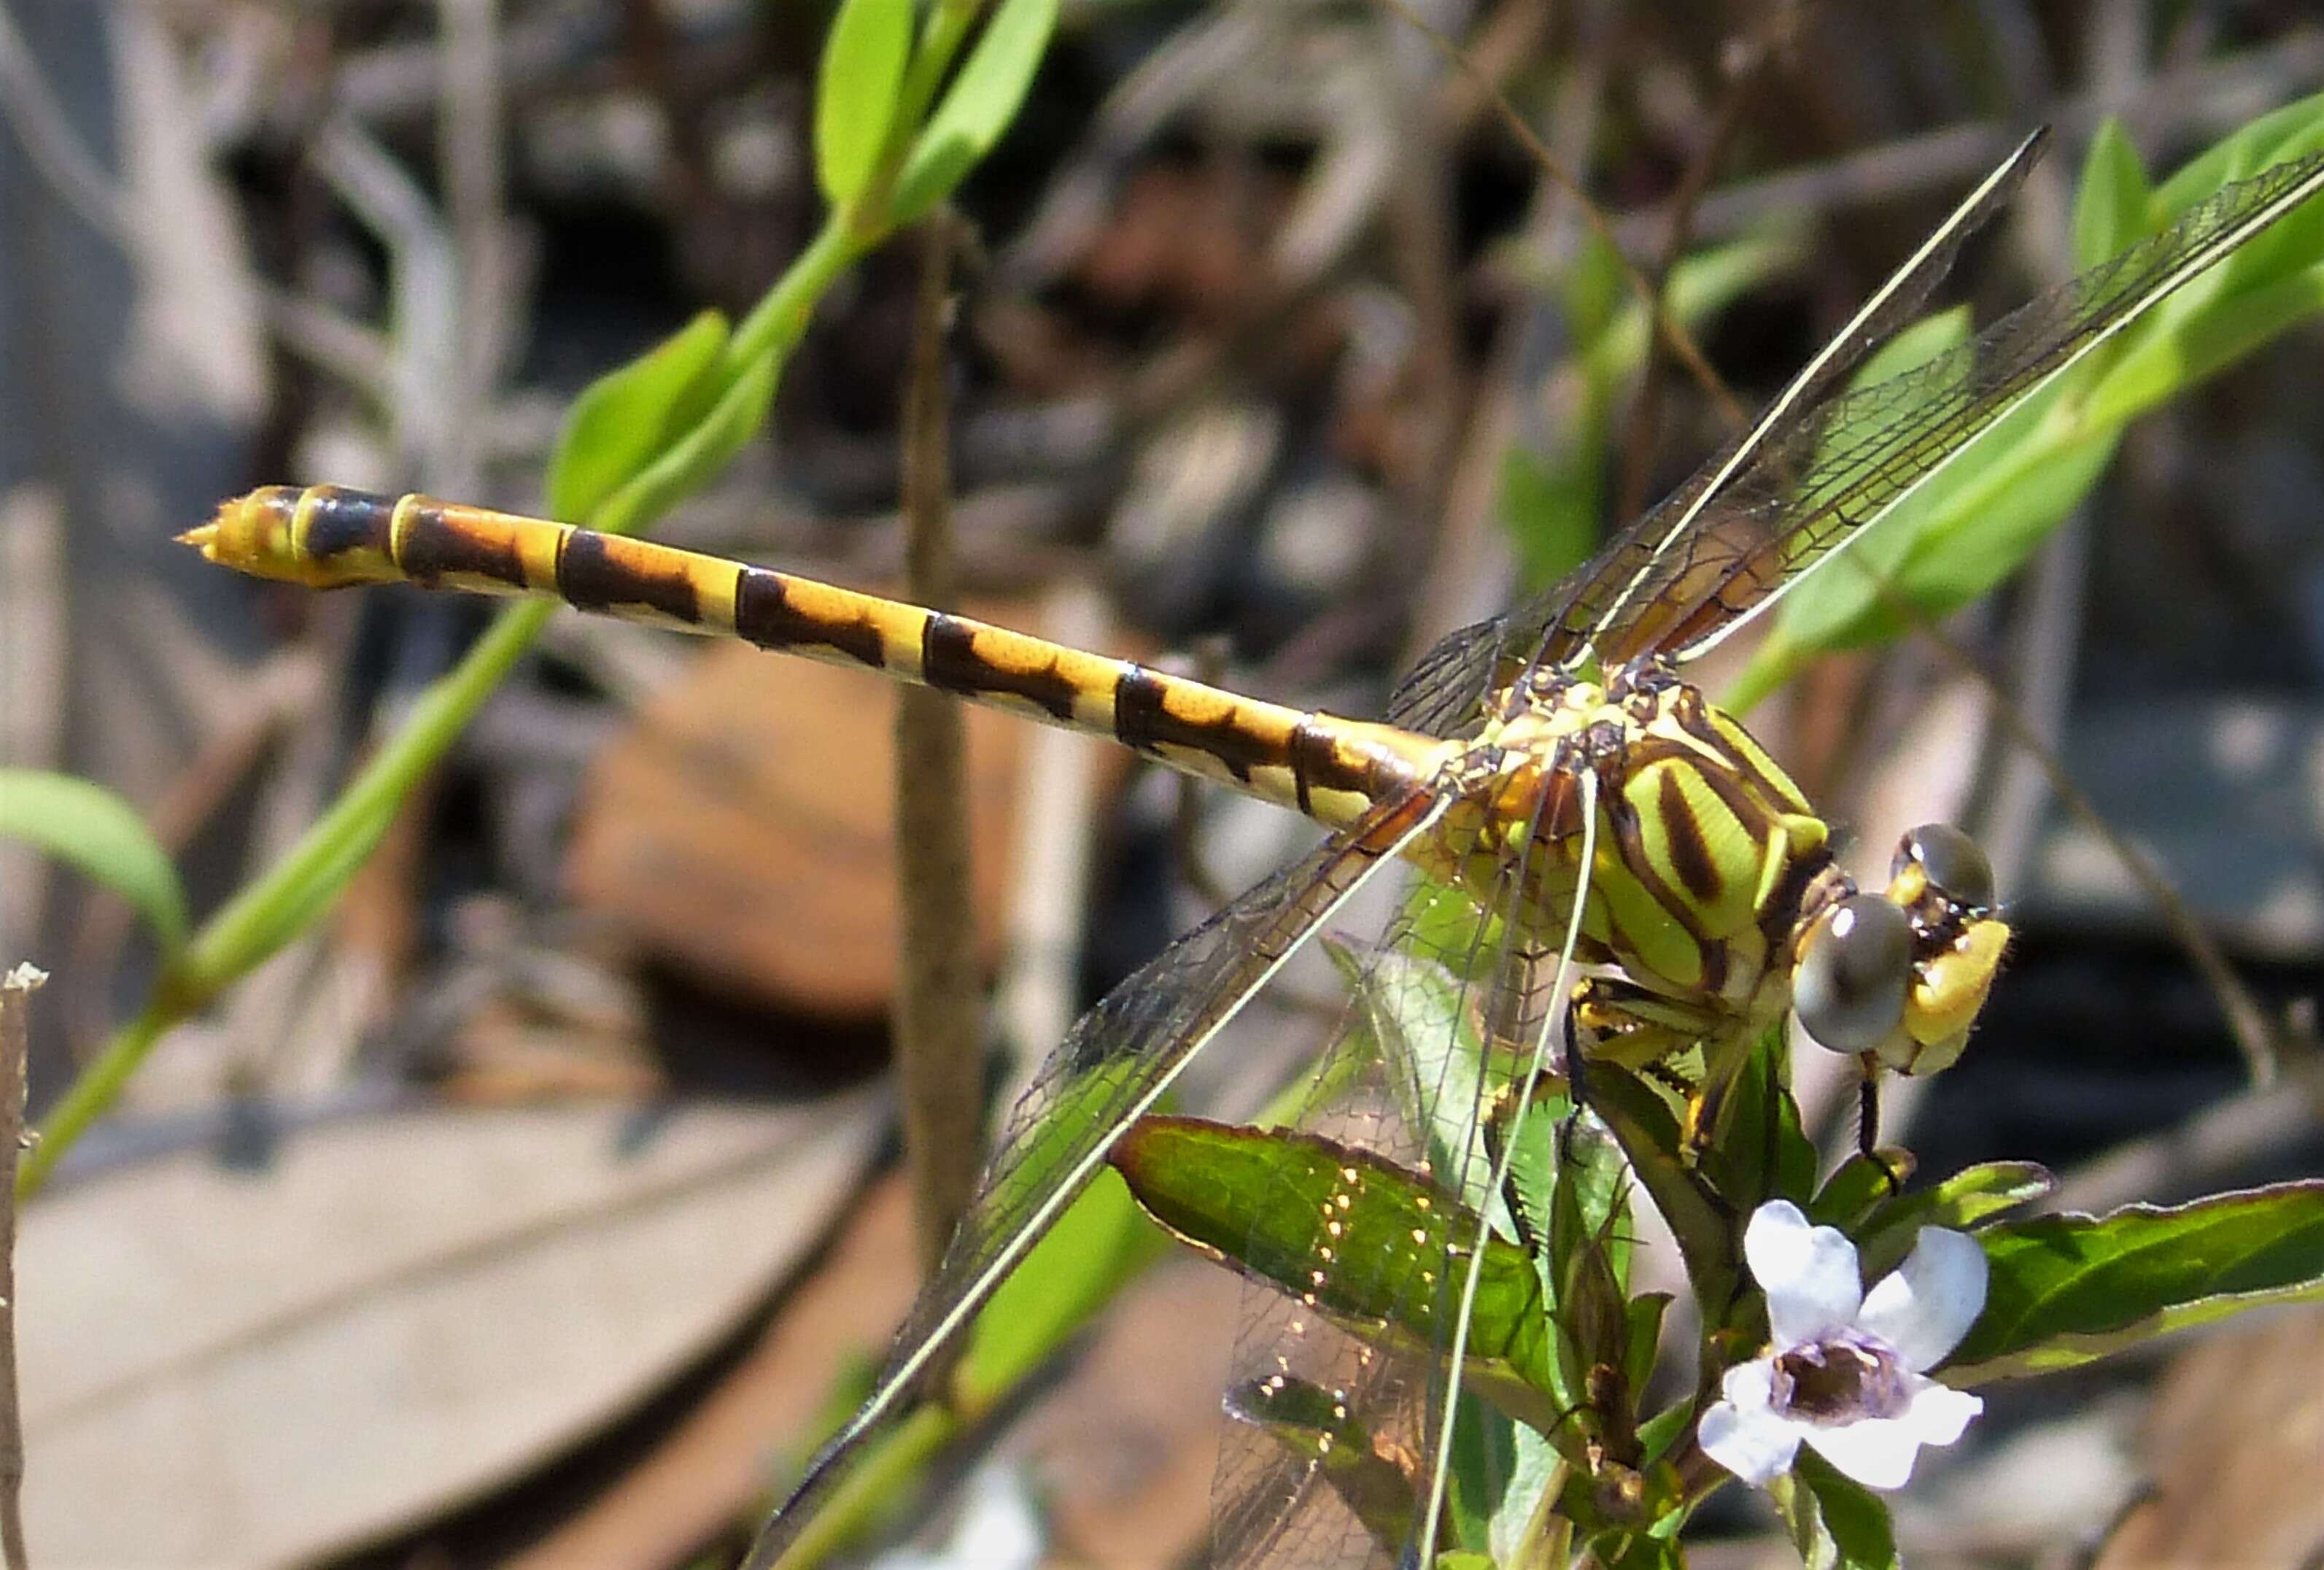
top-left (1420, 662), bottom-right (1835, 1028)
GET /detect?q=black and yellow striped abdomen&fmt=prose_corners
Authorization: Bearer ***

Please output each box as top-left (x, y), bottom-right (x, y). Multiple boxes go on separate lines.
top-left (184, 486), bottom-right (1453, 827)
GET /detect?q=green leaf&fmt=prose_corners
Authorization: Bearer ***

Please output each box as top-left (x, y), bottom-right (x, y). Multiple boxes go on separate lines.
top-left (0, 770), bottom-right (186, 959)
top-left (1694, 1025), bottom-right (1816, 1215)
top-left (953, 1164), bottom-right (1166, 1409)
top-left (1946, 1180), bottom-right (2324, 1380)
top-left (1224, 1374), bottom-right (1419, 1554)
top-left (1782, 1447), bottom-right (1900, 1570)
top-left (545, 310), bottom-right (730, 522)
top-left (1325, 937), bottom-right (1495, 1210)
top-left (1731, 107), bottom-right (2324, 703)
top-left (1808, 1148), bottom-right (1917, 1232)
top-left (1543, 1109), bottom-right (1634, 1417)
top-left (1482, 1420), bottom-right (1562, 1563)
top-left (816, 0), bottom-right (912, 209)
top-left (1584, 1063), bottom-right (1736, 1310)
top-left (1851, 1160), bottom-right (2053, 1277)
top-left (1109, 1116), bottom-right (1557, 1427)
top-left (2075, 120), bottom-right (2153, 269)
top-left (2150, 88), bottom-right (2324, 215)
top-left (1732, 308), bottom-right (1969, 663)
top-left (589, 347), bottom-right (781, 538)
top-left (890, 0), bottom-right (1058, 225)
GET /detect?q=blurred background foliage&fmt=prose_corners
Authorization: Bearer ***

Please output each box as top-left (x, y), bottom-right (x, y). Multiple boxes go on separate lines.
top-left (4, 1), bottom-right (2324, 1565)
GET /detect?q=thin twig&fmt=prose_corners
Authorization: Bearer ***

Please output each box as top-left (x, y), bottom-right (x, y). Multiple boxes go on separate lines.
top-left (1374, 0), bottom-right (1752, 433)
top-left (1614, 10), bottom-right (1793, 519)
top-left (894, 214), bottom-right (985, 1276)
top-left (0, 962), bottom-right (42, 1570)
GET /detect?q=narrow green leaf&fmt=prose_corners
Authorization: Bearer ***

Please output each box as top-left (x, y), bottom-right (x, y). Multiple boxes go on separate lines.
top-left (890, 0), bottom-right (1058, 225)
top-left (1584, 1064), bottom-right (1736, 1310)
top-left (2083, 265), bottom-right (2324, 431)
top-left (1619, 1293), bottom-right (1670, 1421)
top-left (1947, 1180), bottom-right (2324, 1380)
top-left (1109, 1116), bottom-right (1557, 1424)
top-left (1808, 1149), bottom-right (1917, 1232)
top-left (1544, 1110), bottom-right (1633, 1412)
top-left (2075, 120), bottom-right (2153, 269)
top-left (1694, 1025), bottom-right (1816, 1215)
top-left (2150, 88), bottom-right (2324, 215)
top-left (1851, 1160), bottom-right (2053, 1277)
top-left (589, 348), bottom-right (781, 538)
top-left (545, 310), bottom-right (730, 522)
top-left (0, 770), bottom-right (186, 959)
top-left (1735, 109), bottom-right (2324, 694)
top-left (1734, 308), bottom-right (1969, 662)
top-left (953, 1165), bottom-right (1166, 1409)
top-left (816, 0), bottom-right (912, 209)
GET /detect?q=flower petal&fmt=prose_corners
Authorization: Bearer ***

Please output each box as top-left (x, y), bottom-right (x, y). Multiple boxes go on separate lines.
top-left (1856, 1225), bottom-right (1989, 1371)
top-left (1721, 1356), bottom-right (1778, 1412)
top-left (1800, 1377), bottom-right (1983, 1492)
top-left (1700, 1393), bottom-right (1803, 1487)
top-left (1745, 1200), bottom-right (1862, 1346)
top-left (1898, 1374), bottom-right (1982, 1447)
top-left (1800, 1415), bottom-right (1929, 1491)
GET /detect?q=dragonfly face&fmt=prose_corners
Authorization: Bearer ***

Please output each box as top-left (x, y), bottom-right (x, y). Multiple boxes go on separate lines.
top-left (1794, 823), bottom-right (2010, 1076)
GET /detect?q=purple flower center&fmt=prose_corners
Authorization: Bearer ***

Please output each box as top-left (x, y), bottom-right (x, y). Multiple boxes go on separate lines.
top-left (1770, 1330), bottom-right (1912, 1424)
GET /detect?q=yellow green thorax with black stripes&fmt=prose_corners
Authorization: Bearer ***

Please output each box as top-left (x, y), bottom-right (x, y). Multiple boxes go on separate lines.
top-left (1412, 662), bottom-right (1832, 1024)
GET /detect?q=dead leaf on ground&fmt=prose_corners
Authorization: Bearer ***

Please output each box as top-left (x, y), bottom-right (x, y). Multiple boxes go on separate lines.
top-left (567, 625), bottom-right (1039, 1018)
top-left (19, 1094), bottom-right (879, 1566)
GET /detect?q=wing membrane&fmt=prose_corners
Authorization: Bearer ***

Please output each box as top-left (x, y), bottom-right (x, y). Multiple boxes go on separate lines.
top-left (745, 786), bottom-right (1449, 1567)
top-left (1386, 132), bottom-right (2045, 737)
top-left (1627, 143), bottom-right (2324, 665)
top-left (1212, 746), bottom-right (1597, 1565)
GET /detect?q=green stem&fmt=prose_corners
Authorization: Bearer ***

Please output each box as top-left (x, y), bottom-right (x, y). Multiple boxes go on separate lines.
top-left (20, 997), bottom-right (170, 1194)
top-left (728, 217), bottom-right (862, 379)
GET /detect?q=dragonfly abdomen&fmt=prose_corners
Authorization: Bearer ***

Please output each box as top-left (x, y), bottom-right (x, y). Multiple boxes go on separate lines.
top-left (184, 485), bottom-right (1454, 827)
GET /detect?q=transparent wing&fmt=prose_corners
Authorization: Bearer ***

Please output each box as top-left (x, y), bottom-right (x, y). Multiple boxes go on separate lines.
top-left (1611, 143), bottom-right (2324, 667)
top-left (1212, 768), bottom-right (1588, 1566)
top-left (1392, 142), bottom-right (2324, 724)
top-left (745, 784), bottom-right (1451, 1567)
top-left (1384, 132), bottom-right (2045, 738)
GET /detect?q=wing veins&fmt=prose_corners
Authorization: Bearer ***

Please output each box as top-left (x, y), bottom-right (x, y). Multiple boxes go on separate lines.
top-left (748, 787), bottom-right (1452, 1568)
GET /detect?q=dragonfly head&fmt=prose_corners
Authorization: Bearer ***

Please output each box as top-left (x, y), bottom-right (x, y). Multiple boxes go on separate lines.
top-left (1794, 824), bottom-right (2009, 1075)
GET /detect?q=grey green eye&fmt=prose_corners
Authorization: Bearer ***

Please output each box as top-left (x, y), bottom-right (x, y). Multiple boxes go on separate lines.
top-left (1894, 822), bottom-right (1996, 913)
top-left (1795, 895), bottom-right (1912, 1053)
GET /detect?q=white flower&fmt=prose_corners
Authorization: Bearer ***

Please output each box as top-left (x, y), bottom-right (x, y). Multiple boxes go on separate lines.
top-left (1699, 1200), bottom-right (1988, 1492)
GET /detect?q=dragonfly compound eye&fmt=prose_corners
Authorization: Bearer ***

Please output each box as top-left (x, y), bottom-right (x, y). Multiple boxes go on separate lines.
top-left (1893, 822), bottom-right (1996, 913)
top-left (1795, 894), bottom-right (1913, 1054)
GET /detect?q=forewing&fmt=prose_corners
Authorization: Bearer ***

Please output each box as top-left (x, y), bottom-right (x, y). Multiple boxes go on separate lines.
top-left (1213, 782), bottom-right (1573, 1565)
top-left (748, 786), bottom-right (1449, 1566)
top-left (1386, 134), bottom-right (2045, 735)
top-left (1609, 144), bottom-right (2324, 666)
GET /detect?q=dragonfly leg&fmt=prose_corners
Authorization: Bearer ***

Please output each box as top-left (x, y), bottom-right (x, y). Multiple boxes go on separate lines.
top-left (1856, 1051), bottom-right (1906, 1192)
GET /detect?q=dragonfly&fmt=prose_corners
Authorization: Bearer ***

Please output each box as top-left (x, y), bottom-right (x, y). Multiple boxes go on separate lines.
top-left (183, 131), bottom-right (2324, 1564)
